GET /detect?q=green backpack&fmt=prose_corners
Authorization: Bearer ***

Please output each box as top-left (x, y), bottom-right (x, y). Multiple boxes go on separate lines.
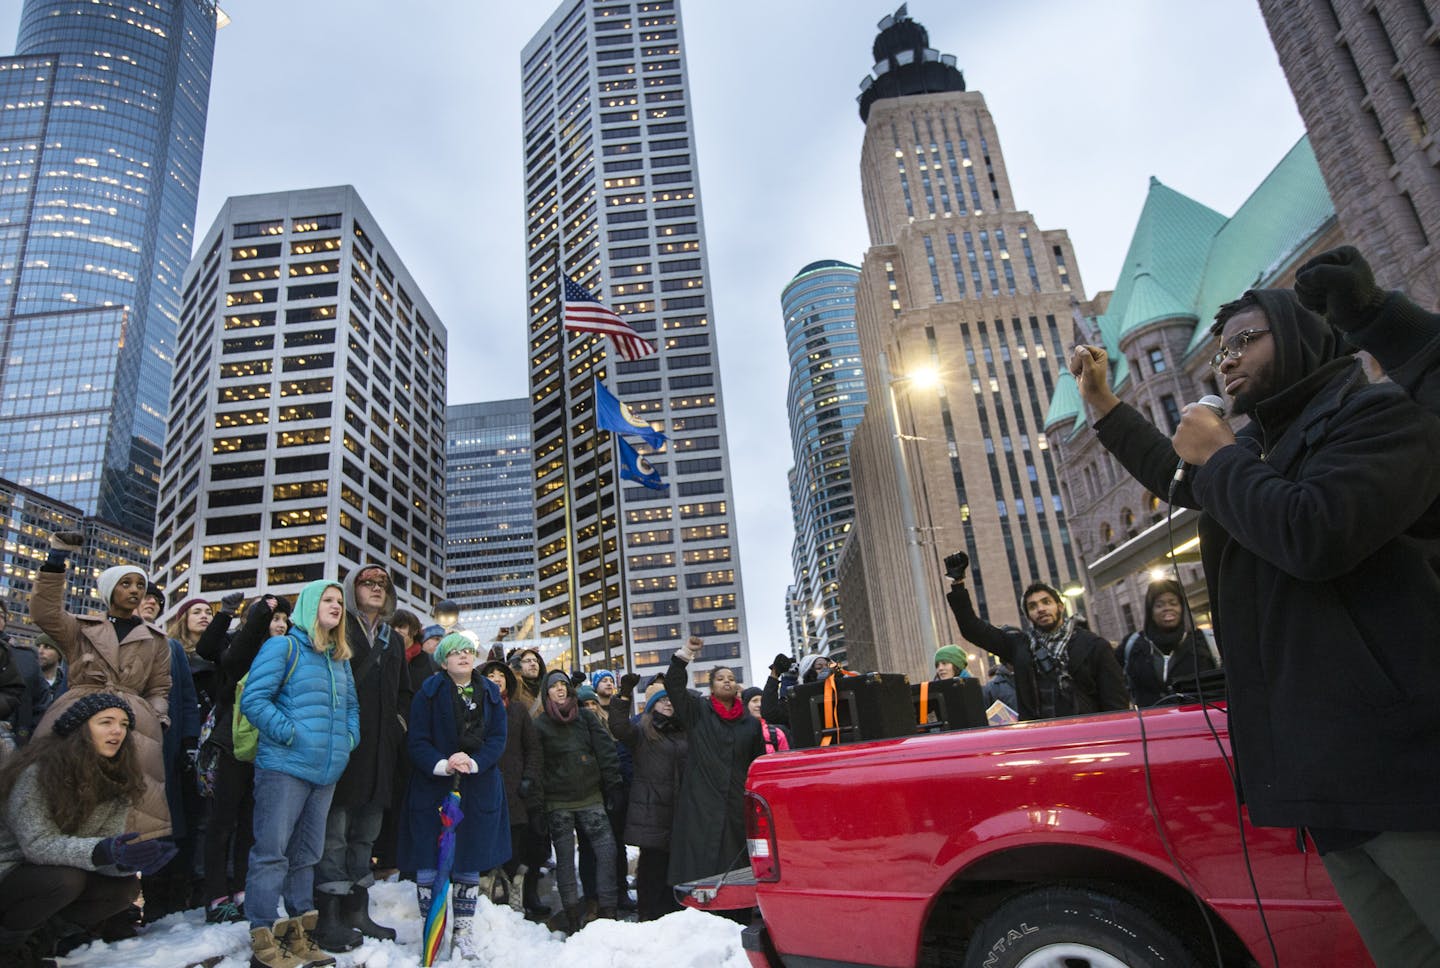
top-left (232, 635), bottom-right (301, 763)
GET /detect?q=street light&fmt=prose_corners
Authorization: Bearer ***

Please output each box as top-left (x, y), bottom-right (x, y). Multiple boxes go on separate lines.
top-left (878, 347), bottom-right (942, 664)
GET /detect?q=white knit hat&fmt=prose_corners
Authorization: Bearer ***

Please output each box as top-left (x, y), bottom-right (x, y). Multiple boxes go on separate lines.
top-left (96, 564), bottom-right (148, 609)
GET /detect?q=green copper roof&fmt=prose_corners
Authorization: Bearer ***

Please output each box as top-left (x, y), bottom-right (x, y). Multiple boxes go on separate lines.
top-left (1186, 137), bottom-right (1336, 352)
top-left (1047, 135), bottom-right (1333, 435)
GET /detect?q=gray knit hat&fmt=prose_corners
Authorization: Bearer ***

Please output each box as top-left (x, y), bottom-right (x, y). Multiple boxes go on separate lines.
top-left (53, 692), bottom-right (135, 737)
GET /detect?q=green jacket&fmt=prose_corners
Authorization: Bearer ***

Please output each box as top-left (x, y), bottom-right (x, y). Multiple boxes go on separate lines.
top-left (533, 707), bottom-right (621, 811)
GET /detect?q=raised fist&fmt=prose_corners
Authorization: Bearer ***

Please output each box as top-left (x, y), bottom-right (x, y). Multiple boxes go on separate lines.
top-left (221, 591), bottom-right (245, 612)
top-left (49, 531), bottom-right (84, 552)
top-left (619, 672), bottom-right (642, 698)
top-left (770, 653), bottom-right (793, 676)
top-left (1294, 246), bottom-right (1385, 332)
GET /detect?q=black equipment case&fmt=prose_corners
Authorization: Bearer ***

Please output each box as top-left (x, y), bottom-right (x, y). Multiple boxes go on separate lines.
top-left (911, 678), bottom-right (987, 733)
top-left (790, 673), bottom-right (913, 748)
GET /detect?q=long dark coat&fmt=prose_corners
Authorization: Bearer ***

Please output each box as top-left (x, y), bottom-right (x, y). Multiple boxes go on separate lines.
top-left (332, 614), bottom-right (410, 807)
top-left (161, 638), bottom-right (200, 837)
top-left (1095, 289), bottom-right (1440, 832)
top-left (399, 673), bottom-right (510, 874)
top-left (498, 694), bottom-right (543, 826)
top-left (663, 657), bottom-right (761, 885)
top-left (609, 694), bottom-right (687, 849)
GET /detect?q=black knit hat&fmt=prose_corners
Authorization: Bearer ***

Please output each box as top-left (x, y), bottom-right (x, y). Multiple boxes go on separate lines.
top-left (53, 692), bottom-right (135, 737)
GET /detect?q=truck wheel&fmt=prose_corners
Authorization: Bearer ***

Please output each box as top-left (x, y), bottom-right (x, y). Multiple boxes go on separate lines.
top-left (962, 887), bottom-right (1200, 968)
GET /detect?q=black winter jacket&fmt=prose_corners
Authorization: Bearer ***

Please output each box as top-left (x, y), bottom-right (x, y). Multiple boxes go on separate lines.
top-left (532, 706), bottom-right (620, 810)
top-left (609, 693), bottom-right (687, 849)
top-left (333, 611), bottom-right (410, 807)
top-left (1095, 290), bottom-right (1440, 831)
top-left (946, 586), bottom-right (1128, 721)
top-left (664, 656), bottom-right (761, 885)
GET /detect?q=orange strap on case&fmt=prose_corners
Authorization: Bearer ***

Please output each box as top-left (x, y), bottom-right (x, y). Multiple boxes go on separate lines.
top-left (820, 673), bottom-right (839, 746)
top-left (918, 680), bottom-right (929, 726)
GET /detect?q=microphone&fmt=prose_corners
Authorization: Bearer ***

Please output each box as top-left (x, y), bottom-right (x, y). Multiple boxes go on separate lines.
top-left (1172, 394), bottom-right (1227, 485)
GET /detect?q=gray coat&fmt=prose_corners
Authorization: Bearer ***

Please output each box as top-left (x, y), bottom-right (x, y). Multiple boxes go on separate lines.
top-left (0, 764), bottom-right (130, 882)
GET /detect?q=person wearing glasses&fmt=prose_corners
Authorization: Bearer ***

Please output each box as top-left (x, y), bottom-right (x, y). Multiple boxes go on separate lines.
top-left (1071, 272), bottom-right (1440, 968)
top-left (310, 565), bottom-right (411, 951)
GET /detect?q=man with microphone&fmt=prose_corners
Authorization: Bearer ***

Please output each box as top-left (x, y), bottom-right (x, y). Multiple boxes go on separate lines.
top-left (1070, 282), bottom-right (1440, 967)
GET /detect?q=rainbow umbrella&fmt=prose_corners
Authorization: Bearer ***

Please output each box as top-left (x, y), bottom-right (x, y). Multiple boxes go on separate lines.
top-left (422, 778), bottom-right (464, 966)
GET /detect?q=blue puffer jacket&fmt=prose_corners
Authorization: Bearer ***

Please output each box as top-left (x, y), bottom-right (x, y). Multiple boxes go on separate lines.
top-left (240, 626), bottom-right (358, 787)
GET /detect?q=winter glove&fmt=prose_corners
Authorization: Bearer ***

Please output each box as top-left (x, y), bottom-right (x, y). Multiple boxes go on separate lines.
top-left (618, 672), bottom-right (641, 699)
top-left (570, 669), bottom-right (587, 689)
top-left (49, 530), bottom-right (84, 552)
top-left (603, 788), bottom-right (622, 815)
top-left (220, 591), bottom-right (245, 613)
top-left (529, 810), bottom-right (549, 840)
top-left (1294, 245), bottom-right (1386, 332)
top-left (770, 653), bottom-right (793, 677)
top-left (92, 832), bottom-right (178, 875)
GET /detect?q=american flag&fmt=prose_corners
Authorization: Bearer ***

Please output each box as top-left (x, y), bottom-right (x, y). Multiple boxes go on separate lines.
top-left (562, 279), bottom-right (658, 362)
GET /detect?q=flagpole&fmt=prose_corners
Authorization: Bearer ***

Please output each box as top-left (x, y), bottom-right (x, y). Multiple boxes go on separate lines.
top-left (558, 249), bottom-right (581, 669)
top-left (612, 430), bottom-right (635, 674)
top-left (591, 411), bottom-right (614, 674)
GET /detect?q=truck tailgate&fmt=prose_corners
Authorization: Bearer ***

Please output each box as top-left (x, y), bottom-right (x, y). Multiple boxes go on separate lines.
top-left (677, 866), bottom-right (758, 911)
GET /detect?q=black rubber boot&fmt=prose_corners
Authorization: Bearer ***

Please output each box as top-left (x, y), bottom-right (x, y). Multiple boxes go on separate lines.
top-left (341, 885), bottom-right (395, 942)
top-left (307, 892), bottom-right (361, 953)
top-left (522, 867), bottom-right (551, 922)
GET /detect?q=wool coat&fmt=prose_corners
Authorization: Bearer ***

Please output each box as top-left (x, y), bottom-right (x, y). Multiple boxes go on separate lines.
top-left (663, 656), bottom-right (761, 885)
top-left (608, 694), bottom-right (687, 849)
top-left (0, 764), bottom-right (131, 883)
top-left (1096, 288), bottom-right (1440, 832)
top-left (400, 673), bottom-right (510, 874)
top-left (29, 568), bottom-right (172, 836)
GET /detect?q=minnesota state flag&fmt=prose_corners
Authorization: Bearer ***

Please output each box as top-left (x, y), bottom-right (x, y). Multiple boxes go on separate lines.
top-left (594, 377), bottom-right (667, 450)
top-left (617, 437), bottom-right (666, 490)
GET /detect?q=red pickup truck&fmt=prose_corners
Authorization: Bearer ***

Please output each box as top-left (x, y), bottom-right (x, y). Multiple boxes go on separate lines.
top-left (681, 701), bottom-right (1371, 968)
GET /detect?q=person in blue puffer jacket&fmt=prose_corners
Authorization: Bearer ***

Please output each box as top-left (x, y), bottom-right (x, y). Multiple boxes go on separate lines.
top-left (240, 580), bottom-right (358, 967)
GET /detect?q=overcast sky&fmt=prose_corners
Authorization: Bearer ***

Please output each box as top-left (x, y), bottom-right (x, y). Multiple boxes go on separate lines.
top-left (2, 1), bottom-right (1305, 669)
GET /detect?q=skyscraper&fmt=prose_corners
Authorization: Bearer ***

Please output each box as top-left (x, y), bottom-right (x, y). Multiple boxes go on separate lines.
top-left (521, 0), bottom-right (750, 687)
top-left (0, 0), bottom-right (218, 534)
top-left (842, 8), bottom-right (1087, 679)
top-left (1259, 1), bottom-right (1438, 306)
top-left (445, 399), bottom-right (540, 644)
top-left (782, 259), bottom-right (865, 663)
top-left (151, 186), bottom-right (448, 611)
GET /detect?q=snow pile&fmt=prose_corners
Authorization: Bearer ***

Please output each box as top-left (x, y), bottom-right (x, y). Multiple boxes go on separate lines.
top-left (55, 881), bottom-right (750, 968)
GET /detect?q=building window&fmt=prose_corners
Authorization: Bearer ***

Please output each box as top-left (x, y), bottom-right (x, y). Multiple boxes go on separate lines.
top-left (1160, 395), bottom-right (1182, 432)
top-left (1147, 348), bottom-right (1166, 373)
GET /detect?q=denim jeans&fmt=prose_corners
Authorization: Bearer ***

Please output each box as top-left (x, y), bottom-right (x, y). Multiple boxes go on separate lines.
top-left (244, 768), bottom-right (336, 928)
top-left (549, 805), bottom-right (615, 910)
top-left (315, 801), bottom-right (385, 895)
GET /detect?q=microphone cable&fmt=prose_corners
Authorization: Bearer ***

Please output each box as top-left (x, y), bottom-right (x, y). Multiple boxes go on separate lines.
top-left (1162, 471), bottom-right (1280, 968)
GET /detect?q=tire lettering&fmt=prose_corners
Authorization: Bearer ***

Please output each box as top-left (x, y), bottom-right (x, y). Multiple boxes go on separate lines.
top-left (982, 923), bottom-right (1039, 967)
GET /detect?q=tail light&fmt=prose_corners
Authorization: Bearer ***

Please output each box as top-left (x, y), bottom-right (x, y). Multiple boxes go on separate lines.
top-left (746, 791), bottom-right (780, 882)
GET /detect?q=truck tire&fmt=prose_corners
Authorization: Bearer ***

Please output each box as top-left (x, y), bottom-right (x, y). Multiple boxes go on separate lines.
top-left (962, 887), bottom-right (1200, 968)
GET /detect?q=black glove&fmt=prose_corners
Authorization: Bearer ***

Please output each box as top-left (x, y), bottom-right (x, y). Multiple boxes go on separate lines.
top-left (570, 670), bottom-right (586, 689)
top-left (1294, 245), bottom-right (1386, 332)
top-left (770, 653), bottom-right (793, 677)
top-left (529, 810), bottom-right (549, 840)
top-left (49, 530), bottom-right (84, 551)
top-left (944, 550), bottom-right (970, 582)
top-left (220, 591), bottom-right (245, 613)
top-left (93, 832), bottom-right (178, 875)
top-left (603, 788), bottom-right (621, 814)
top-left (618, 672), bottom-right (641, 698)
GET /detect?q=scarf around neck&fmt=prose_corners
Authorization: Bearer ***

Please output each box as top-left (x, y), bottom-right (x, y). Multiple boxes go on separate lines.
top-left (545, 694), bottom-right (578, 723)
top-left (1030, 614), bottom-right (1075, 661)
top-left (710, 695), bottom-right (744, 721)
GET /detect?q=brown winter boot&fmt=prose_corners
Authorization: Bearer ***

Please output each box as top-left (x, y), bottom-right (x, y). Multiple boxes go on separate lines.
top-left (283, 912), bottom-right (337, 968)
top-left (249, 924), bottom-right (305, 968)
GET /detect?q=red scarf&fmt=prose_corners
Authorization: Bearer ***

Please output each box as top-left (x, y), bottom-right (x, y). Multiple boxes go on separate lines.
top-left (710, 695), bottom-right (744, 721)
top-left (405, 642), bottom-right (423, 664)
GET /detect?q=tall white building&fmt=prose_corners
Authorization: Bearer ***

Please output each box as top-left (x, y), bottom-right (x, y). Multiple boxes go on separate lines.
top-left (521, 0), bottom-right (750, 687)
top-left (151, 186), bottom-right (447, 610)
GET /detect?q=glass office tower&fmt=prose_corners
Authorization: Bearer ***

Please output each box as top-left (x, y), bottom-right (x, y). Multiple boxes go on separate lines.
top-left (0, 0), bottom-right (217, 534)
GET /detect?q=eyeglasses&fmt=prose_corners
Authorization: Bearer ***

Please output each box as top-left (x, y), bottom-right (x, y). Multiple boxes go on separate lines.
top-left (1210, 329), bottom-right (1270, 370)
top-left (356, 579), bottom-right (388, 590)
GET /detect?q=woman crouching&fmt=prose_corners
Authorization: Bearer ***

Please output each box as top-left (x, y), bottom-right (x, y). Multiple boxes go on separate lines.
top-left (0, 694), bottom-right (176, 966)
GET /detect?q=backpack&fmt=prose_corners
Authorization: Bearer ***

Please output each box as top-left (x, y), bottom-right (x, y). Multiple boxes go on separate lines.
top-left (232, 635), bottom-right (301, 763)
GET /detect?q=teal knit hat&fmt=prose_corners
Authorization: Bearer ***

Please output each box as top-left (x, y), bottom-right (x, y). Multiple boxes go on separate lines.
top-left (435, 632), bottom-right (479, 665)
top-left (934, 643), bottom-right (970, 671)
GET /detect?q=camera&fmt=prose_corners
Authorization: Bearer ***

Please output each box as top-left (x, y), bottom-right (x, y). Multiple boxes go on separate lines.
top-left (944, 550), bottom-right (970, 581)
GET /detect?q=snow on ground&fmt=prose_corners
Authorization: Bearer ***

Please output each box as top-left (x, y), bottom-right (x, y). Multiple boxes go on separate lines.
top-left (54, 880), bottom-right (751, 968)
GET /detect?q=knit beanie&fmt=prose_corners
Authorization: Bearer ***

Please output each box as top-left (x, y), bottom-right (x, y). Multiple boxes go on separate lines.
top-left (434, 632), bottom-right (479, 665)
top-left (934, 644), bottom-right (970, 671)
top-left (421, 624), bottom-right (445, 643)
top-left (590, 669), bottom-right (616, 691)
top-left (173, 597), bottom-right (210, 622)
top-left (53, 692), bottom-right (134, 737)
top-left (576, 683), bottom-right (598, 704)
top-left (96, 565), bottom-right (148, 609)
top-left (644, 687), bottom-right (669, 713)
top-left (740, 686), bottom-right (762, 704)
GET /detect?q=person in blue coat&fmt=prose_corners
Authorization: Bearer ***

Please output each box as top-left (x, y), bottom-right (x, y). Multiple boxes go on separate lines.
top-left (240, 580), bottom-right (358, 968)
top-left (400, 633), bottom-right (508, 960)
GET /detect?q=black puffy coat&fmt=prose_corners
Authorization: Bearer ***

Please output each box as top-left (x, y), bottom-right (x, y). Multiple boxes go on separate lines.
top-left (664, 656), bottom-right (761, 885)
top-left (609, 693), bottom-right (686, 849)
top-left (1096, 288), bottom-right (1440, 832)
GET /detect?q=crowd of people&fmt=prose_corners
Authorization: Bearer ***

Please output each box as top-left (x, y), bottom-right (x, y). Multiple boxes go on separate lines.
top-left (0, 540), bottom-right (772, 968)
